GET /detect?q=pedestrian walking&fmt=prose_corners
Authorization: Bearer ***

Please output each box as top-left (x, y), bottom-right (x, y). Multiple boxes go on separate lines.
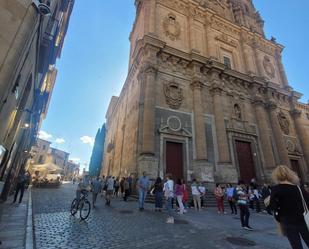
top-left (270, 165), bottom-right (309, 249)
top-left (214, 183), bottom-right (226, 214)
top-left (191, 179), bottom-right (202, 211)
top-left (175, 179), bottom-right (185, 214)
top-left (120, 177), bottom-right (125, 197)
top-left (164, 174), bottom-right (174, 223)
top-left (13, 171), bottom-right (30, 204)
top-left (152, 177), bottom-right (163, 211)
top-left (226, 184), bottom-right (237, 215)
top-left (105, 176), bottom-right (114, 206)
top-left (182, 179), bottom-right (189, 210)
top-left (138, 171), bottom-right (150, 211)
top-left (261, 184), bottom-right (272, 215)
top-left (91, 176), bottom-right (102, 208)
top-left (199, 182), bottom-right (206, 208)
top-left (123, 178), bottom-right (130, 202)
top-left (114, 177), bottom-right (120, 197)
top-left (236, 180), bottom-right (253, 231)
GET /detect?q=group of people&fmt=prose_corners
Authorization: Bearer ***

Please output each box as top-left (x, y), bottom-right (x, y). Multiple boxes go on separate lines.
top-left (75, 165), bottom-right (309, 249)
top-left (76, 175), bottom-right (133, 207)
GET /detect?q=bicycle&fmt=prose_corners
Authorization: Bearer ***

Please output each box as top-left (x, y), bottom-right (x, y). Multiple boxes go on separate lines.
top-left (70, 189), bottom-right (91, 220)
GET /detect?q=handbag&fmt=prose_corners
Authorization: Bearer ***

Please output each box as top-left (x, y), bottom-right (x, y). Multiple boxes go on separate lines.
top-left (297, 186), bottom-right (309, 230)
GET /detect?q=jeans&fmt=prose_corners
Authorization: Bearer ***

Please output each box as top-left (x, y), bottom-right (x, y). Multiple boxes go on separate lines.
top-left (155, 192), bottom-right (163, 208)
top-left (139, 189), bottom-right (147, 209)
top-left (284, 222), bottom-right (309, 249)
top-left (92, 192), bottom-right (98, 205)
top-left (176, 195), bottom-right (185, 214)
top-left (166, 197), bottom-right (173, 217)
top-left (228, 200), bottom-right (237, 214)
top-left (239, 205), bottom-right (250, 227)
top-left (13, 183), bottom-right (25, 203)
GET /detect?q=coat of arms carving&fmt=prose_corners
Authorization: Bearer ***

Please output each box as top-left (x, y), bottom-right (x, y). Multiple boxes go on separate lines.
top-left (164, 82), bottom-right (184, 109)
top-left (263, 56), bottom-right (275, 79)
top-left (163, 13), bottom-right (181, 41)
top-left (278, 111), bottom-right (290, 135)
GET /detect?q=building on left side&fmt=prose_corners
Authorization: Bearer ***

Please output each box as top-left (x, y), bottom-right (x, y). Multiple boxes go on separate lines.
top-left (0, 0), bottom-right (75, 200)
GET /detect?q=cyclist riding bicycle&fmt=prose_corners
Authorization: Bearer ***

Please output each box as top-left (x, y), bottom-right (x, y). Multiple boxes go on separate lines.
top-left (76, 175), bottom-right (91, 200)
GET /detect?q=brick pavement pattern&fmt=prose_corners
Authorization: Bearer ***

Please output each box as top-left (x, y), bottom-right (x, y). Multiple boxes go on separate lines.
top-left (32, 183), bottom-right (294, 249)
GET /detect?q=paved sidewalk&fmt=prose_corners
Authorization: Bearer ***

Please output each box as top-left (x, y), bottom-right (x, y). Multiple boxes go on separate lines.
top-left (0, 188), bottom-right (32, 249)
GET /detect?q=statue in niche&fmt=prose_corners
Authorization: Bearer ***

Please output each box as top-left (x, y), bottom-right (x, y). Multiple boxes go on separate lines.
top-left (278, 111), bottom-right (290, 135)
top-left (234, 104), bottom-right (242, 120)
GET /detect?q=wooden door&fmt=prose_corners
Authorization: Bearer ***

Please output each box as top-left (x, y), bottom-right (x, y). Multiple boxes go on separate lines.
top-left (235, 140), bottom-right (256, 184)
top-left (166, 142), bottom-right (183, 180)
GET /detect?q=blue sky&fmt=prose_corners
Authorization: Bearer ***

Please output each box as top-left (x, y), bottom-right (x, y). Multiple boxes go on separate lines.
top-left (41, 0), bottom-right (309, 171)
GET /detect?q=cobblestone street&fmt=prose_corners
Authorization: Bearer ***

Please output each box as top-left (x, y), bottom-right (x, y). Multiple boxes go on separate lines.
top-left (31, 183), bottom-right (294, 249)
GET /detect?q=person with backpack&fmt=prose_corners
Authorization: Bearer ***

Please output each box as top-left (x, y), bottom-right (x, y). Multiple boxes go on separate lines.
top-left (226, 184), bottom-right (237, 215)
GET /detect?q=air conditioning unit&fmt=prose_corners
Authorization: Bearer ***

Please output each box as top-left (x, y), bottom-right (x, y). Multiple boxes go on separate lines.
top-left (32, 0), bottom-right (51, 16)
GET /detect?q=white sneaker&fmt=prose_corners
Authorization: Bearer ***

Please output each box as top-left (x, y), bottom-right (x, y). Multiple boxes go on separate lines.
top-left (166, 217), bottom-right (174, 224)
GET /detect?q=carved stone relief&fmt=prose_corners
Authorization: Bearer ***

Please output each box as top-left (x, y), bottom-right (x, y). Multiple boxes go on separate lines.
top-left (278, 111), bottom-right (290, 135)
top-left (263, 55), bottom-right (275, 79)
top-left (164, 81), bottom-right (184, 109)
top-left (167, 116), bottom-right (182, 131)
top-left (163, 13), bottom-right (181, 41)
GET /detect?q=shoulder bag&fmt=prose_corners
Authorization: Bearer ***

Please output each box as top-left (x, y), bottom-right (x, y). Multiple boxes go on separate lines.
top-left (297, 186), bottom-right (309, 230)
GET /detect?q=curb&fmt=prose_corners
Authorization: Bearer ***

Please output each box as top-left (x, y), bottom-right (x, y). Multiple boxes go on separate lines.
top-left (25, 187), bottom-right (34, 249)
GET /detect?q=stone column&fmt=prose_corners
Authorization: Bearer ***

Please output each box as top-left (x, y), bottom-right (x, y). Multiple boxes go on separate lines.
top-left (140, 65), bottom-right (157, 155)
top-left (291, 109), bottom-right (309, 168)
top-left (252, 41), bottom-right (263, 76)
top-left (275, 50), bottom-right (289, 88)
top-left (253, 98), bottom-right (276, 168)
top-left (210, 79), bottom-right (230, 163)
top-left (191, 80), bottom-right (207, 160)
top-left (267, 102), bottom-right (290, 166)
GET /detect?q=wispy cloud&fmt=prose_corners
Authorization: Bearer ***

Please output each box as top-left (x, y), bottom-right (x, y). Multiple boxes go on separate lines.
top-left (80, 136), bottom-right (94, 146)
top-left (38, 130), bottom-right (53, 140)
top-left (55, 138), bottom-right (65, 144)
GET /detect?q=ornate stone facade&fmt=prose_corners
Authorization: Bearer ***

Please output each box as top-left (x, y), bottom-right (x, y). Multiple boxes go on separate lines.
top-left (102, 0), bottom-right (309, 184)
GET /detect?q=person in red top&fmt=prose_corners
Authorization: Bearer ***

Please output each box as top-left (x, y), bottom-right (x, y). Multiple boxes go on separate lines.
top-left (214, 183), bottom-right (226, 214)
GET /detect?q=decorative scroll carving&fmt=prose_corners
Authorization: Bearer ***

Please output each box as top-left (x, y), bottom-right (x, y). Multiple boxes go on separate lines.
top-left (164, 81), bottom-right (184, 109)
top-left (163, 13), bottom-right (181, 41)
top-left (263, 56), bottom-right (275, 79)
top-left (278, 111), bottom-right (290, 135)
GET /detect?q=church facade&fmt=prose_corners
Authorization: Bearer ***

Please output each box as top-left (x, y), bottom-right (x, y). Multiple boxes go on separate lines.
top-left (102, 0), bottom-right (309, 184)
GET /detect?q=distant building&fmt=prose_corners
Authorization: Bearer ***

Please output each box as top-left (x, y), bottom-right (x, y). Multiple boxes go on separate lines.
top-left (30, 139), bottom-right (52, 165)
top-left (0, 0), bottom-right (74, 200)
top-left (46, 147), bottom-right (70, 170)
top-left (89, 124), bottom-right (106, 176)
top-left (65, 160), bottom-right (80, 180)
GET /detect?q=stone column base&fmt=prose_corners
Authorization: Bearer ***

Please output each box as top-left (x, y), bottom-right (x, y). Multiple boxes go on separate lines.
top-left (215, 163), bottom-right (238, 183)
top-left (137, 154), bottom-right (158, 179)
top-left (191, 160), bottom-right (215, 182)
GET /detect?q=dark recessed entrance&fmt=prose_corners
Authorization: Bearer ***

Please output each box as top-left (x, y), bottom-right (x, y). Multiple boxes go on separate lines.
top-left (290, 159), bottom-right (303, 182)
top-left (166, 142), bottom-right (183, 180)
top-left (235, 140), bottom-right (256, 184)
